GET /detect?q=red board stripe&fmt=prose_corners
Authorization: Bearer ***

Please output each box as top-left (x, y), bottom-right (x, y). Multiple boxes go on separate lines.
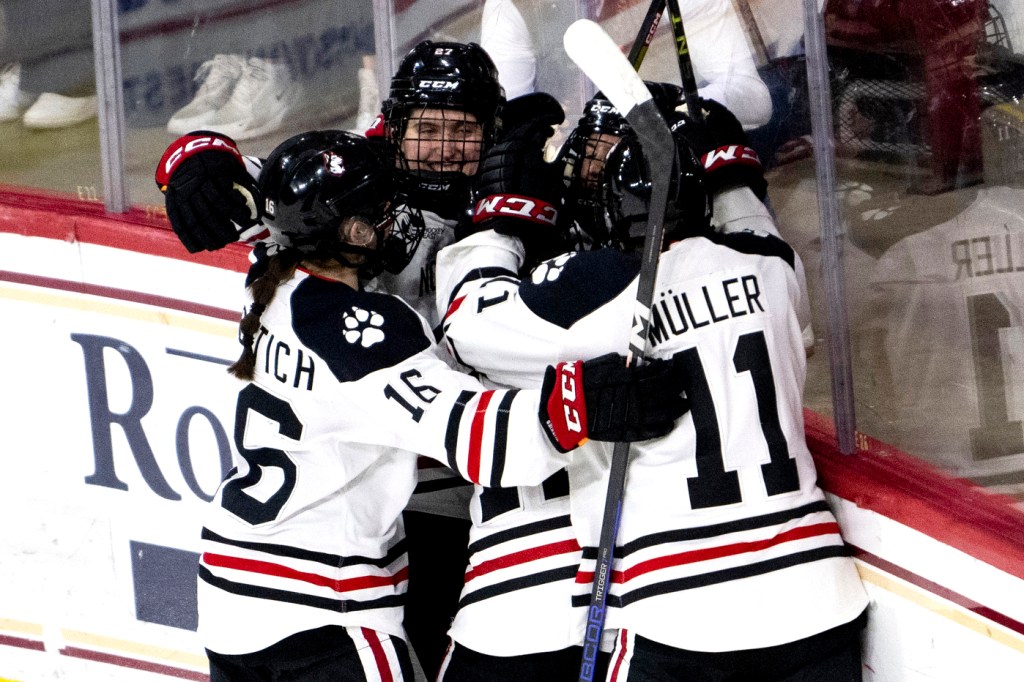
top-left (59, 646), bottom-right (208, 681)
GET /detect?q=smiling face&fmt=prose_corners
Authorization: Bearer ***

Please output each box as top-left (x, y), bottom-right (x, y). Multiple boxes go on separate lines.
top-left (400, 107), bottom-right (485, 176)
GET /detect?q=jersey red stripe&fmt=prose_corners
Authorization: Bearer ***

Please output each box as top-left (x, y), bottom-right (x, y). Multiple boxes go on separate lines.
top-left (610, 629), bottom-right (629, 681)
top-left (202, 553), bottom-right (408, 592)
top-left (361, 627), bottom-right (394, 682)
top-left (468, 390), bottom-right (496, 482)
top-left (574, 522), bottom-right (841, 584)
top-left (463, 539), bottom-right (582, 582)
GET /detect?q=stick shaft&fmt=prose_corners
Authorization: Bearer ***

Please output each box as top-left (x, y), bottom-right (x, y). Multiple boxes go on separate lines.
top-left (664, 0), bottom-right (704, 124)
top-left (626, 0), bottom-right (666, 70)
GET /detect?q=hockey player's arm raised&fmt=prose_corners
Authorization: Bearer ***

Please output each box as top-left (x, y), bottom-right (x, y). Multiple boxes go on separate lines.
top-left (155, 131), bottom-right (264, 253)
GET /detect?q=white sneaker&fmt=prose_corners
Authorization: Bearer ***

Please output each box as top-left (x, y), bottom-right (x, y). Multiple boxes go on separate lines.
top-left (166, 54), bottom-right (245, 135)
top-left (22, 92), bottom-right (98, 128)
top-left (207, 58), bottom-right (308, 141)
top-left (0, 63), bottom-right (37, 122)
top-left (352, 65), bottom-right (380, 134)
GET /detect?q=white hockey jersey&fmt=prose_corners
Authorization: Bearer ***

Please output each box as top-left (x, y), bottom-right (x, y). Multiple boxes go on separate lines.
top-left (436, 197), bottom-right (868, 653)
top-left (199, 268), bottom-right (575, 655)
top-left (239, 158), bottom-right (472, 518)
top-left (865, 186), bottom-right (1024, 491)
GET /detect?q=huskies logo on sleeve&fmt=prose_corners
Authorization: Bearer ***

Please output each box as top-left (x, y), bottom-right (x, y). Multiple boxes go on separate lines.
top-left (531, 252), bottom-right (576, 284)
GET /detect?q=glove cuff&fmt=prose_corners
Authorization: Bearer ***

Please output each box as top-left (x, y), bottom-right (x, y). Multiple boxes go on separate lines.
top-left (156, 132), bottom-right (244, 189)
top-left (541, 361), bottom-right (589, 452)
top-left (700, 144), bottom-right (768, 200)
top-left (473, 193), bottom-right (559, 228)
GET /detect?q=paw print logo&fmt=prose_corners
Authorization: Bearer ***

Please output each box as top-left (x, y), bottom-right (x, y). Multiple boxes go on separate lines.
top-left (530, 252), bottom-right (576, 284)
top-left (341, 306), bottom-right (385, 348)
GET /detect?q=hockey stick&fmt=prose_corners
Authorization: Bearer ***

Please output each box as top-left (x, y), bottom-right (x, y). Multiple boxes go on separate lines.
top-left (664, 0), bottom-right (704, 124)
top-left (626, 0), bottom-right (666, 69)
top-left (563, 19), bottom-right (676, 682)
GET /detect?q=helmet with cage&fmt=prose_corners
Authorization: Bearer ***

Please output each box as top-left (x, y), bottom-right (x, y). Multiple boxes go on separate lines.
top-left (564, 82), bottom-right (690, 247)
top-left (381, 40), bottom-right (506, 216)
top-left (584, 115), bottom-right (712, 252)
top-left (258, 130), bottom-right (424, 276)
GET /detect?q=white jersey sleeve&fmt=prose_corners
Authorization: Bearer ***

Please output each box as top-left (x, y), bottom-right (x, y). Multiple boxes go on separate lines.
top-left (713, 186), bottom-right (814, 350)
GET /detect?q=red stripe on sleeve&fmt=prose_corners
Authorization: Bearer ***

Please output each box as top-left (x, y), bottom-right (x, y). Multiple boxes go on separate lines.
top-left (468, 390), bottom-right (495, 482)
top-left (361, 627), bottom-right (394, 682)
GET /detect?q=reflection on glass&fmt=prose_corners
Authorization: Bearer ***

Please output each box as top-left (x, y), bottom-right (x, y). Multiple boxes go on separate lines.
top-left (0, 0), bottom-right (101, 199)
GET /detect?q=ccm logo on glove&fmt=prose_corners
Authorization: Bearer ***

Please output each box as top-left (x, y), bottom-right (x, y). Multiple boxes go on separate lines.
top-left (156, 134), bottom-right (244, 187)
top-left (700, 145), bottom-right (762, 173)
top-left (474, 194), bottom-right (559, 227)
top-left (544, 361), bottom-right (588, 451)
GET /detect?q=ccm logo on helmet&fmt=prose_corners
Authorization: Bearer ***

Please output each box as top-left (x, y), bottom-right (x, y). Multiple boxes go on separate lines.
top-left (418, 79), bottom-right (459, 91)
top-left (473, 194), bottom-right (558, 226)
top-left (587, 103), bottom-right (619, 116)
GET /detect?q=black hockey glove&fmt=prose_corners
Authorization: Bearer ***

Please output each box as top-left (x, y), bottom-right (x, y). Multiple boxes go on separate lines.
top-left (155, 131), bottom-right (261, 253)
top-left (473, 92), bottom-right (568, 268)
top-left (540, 353), bottom-right (688, 452)
top-left (671, 98), bottom-right (768, 200)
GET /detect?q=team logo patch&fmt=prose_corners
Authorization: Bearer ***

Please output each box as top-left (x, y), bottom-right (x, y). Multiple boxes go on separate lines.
top-left (323, 152), bottom-right (345, 176)
top-left (341, 306), bottom-right (385, 347)
top-left (531, 252), bottom-right (576, 284)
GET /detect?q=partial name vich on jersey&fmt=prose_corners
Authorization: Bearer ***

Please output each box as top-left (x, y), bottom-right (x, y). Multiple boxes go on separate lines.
top-left (649, 273), bottom-right (765, 348)
top-left (252, 326), bottom-right (316, 390)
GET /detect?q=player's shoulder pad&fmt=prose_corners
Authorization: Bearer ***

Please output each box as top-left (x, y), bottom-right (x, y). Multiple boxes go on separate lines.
top-left (290, 277), bottom-right (432, 383)
top-left (520, 249), bottom-right (640, 329)
top-left (706, 230), bottom-right (796, 271)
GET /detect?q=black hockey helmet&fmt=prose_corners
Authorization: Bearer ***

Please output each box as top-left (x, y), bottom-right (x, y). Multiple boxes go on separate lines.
top-left (381, 41), bottom-right (505, 217)
top-left (564, 82), bottom-right (690, 247)
top-left (585, 114), bottom-right (712, 251)
top-left (564, 81), bottom-right (686, 160)
top-left (258, 130), bottom-right (424, 276)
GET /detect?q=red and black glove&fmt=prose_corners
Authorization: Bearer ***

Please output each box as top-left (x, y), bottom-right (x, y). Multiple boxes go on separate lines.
top-left (472, 92), bottom-right (568, 267)
top-left (541, 353), bottom-right (688, 452)
top-left (155, 131), bottom-right (261, 253)
top-left (671, 98), bottom-right (767, 200)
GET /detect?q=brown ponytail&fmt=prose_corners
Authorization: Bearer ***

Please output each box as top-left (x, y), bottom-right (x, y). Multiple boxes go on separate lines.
top-left (228, 253), bottom-right (298, 380)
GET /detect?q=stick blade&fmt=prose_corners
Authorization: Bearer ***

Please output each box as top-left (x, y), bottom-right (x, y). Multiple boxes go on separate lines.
top-left (563, 19), bottom-right (653, 117)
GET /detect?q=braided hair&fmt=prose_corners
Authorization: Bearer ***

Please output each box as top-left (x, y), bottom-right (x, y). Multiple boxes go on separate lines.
top-left (227, 250), bottom-right (299, 381)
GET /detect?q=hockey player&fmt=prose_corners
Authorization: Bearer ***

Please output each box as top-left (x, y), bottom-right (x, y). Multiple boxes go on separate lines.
top-left (435, 99), bottom-right (869, 680)
top-left (155, 41), bottom-right (507, 678)
top-left (427, 86), bottom-right (696, 682)
top-left (198, 130), bottom-right (687, 681)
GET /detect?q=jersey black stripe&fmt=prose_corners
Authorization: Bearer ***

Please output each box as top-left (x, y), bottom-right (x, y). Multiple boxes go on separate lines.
top-left (571, 545), bottom-right (851, 608)
top-left (579, 501), bottom-right (832, 559)
top-left (707, 230), bottom-right (796, 271)
top-left (458, 565), bottom-right (580, 608)
top-left (199, 565), bottom-right (406, 613)
top-left (445, 390), bottom-right (475, 472)
top-left (467, 514), bottom-right (574, 554)
top-left (488, 390), bottom-right (518, 486)
top-left (413, 478), bottom-right (474, 494)
top-left (201, 528), bottom-right (407, 568)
